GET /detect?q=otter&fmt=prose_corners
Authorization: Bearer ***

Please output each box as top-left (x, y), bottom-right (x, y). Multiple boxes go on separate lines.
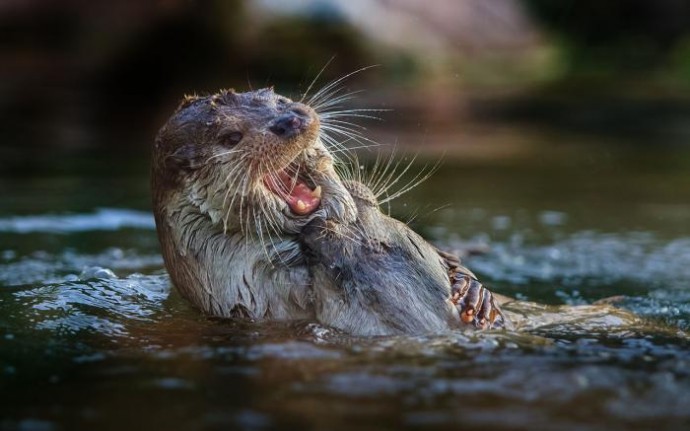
top-left (151, 87), bottom-right (505, 333)
top-left (300, 181), bottom-right (508, 336)
top-left (152, 88), bottom-right (357, 319)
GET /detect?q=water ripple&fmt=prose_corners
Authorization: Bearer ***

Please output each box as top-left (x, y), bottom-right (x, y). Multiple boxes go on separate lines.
top-left (0, 208), bottom-right (155, 234)
top-left (8, 272), bottom-right (170, 336)
top-left (0, 248), bottom-right (163, 286)
top-left (465, 231), bottom-right (690, 289)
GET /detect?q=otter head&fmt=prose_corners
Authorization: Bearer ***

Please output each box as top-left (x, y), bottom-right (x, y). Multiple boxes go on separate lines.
top-left (152, 88), bottom-right (355, 238)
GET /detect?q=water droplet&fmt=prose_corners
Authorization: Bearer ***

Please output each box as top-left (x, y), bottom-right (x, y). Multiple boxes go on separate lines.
top-left (79, 267), bottom-right (117, 280)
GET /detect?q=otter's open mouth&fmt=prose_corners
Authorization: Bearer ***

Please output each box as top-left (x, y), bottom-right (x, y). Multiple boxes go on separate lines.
top-left (263, 165), bottom-right (322, 216)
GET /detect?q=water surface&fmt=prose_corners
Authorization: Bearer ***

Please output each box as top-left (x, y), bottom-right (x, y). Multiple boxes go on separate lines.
top-left (1, 133), bottom-right (689, 430)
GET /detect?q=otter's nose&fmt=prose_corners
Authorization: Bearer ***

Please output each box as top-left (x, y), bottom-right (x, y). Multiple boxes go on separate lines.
top-left (269, 109), bottom-right (311, 138)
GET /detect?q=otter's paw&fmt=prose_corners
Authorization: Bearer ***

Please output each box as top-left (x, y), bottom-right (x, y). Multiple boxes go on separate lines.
top-left (450, 274), bottom-right (506, 330)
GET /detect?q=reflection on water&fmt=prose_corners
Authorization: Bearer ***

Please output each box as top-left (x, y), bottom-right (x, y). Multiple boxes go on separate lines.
top-left (1, 139), bottom-right (690, 430)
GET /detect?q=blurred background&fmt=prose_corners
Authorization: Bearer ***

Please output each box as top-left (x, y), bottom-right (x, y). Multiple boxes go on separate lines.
top-left (3, 0), bottom-right (690, 177)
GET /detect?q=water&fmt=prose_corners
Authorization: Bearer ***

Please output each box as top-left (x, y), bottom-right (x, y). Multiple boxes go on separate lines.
top-left (1, 135), bottom-right (690, 430)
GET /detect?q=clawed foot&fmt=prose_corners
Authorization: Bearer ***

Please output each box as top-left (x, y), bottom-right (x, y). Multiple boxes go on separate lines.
top-left (450, 273), bottom-right (506, 330)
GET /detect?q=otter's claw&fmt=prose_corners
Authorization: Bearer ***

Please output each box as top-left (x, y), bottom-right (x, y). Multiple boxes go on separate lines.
top-left (450, 273), bottom-right (506, 329)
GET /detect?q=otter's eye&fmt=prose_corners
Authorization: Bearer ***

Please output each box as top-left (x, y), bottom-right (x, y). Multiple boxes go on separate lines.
top-left (221, 131), bottom-right (243, 146)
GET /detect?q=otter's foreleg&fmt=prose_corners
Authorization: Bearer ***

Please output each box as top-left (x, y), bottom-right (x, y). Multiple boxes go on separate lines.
top-left (450, 273), bottom-right (509, 330)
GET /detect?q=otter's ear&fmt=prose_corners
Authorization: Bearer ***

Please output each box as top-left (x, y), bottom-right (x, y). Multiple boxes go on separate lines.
top-left (178, 94), bottom-right (201, 110)
top-left (166, 144), bottom-right (199, 171)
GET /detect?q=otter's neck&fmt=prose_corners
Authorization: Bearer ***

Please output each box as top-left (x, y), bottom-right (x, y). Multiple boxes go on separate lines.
top-left (153, 188), bottom-right (313, 320)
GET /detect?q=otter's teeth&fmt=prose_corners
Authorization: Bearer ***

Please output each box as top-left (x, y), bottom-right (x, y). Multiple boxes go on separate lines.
top-left (312, 185), bottom-right (322, 199)
top-left (295, 200), bottom-right (307, 212)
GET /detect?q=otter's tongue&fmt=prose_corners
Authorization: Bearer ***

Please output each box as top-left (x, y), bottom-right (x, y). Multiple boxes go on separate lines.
top-left (265, 171), bottom-right (322, 216)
